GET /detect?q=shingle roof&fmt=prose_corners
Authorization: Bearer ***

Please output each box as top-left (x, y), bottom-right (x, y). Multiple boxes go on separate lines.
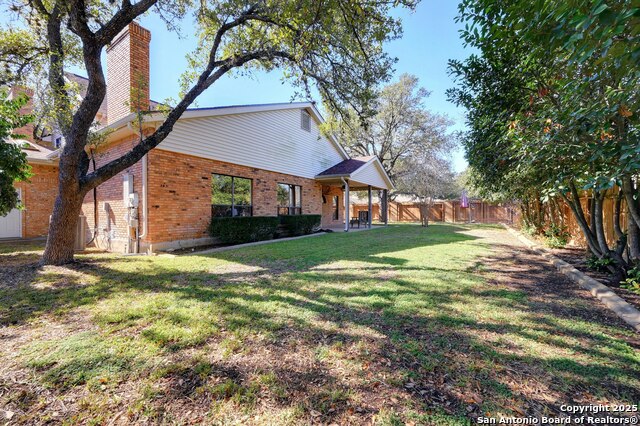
top-left (9, 139), bottom-right (55, 162)
top-left (186, 102), bottom-right (313, 112)
top-left (316, 156), bottom-right (375, 176)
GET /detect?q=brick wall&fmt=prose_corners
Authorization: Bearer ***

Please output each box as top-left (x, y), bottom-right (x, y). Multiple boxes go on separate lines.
top-left (321, 186), bottom-right (344, 228)
top-left (15, 164), bottom-right (59, 238)
top-left (78, 141), bottom-right (351, 250)
top-left (81, 134), bottom-right (145, 251)
top-left (146, 149), bottom-right (333, 246)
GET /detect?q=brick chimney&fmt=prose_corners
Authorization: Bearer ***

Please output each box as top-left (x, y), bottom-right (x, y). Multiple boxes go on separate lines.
top-left (106, 22), bottom-right (151, 124)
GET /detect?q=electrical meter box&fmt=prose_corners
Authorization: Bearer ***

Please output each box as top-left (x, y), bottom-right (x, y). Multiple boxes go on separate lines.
top-left (123, 173), bottom-right (133, 204)
top-left (128, 193), bottom-right (139, 208)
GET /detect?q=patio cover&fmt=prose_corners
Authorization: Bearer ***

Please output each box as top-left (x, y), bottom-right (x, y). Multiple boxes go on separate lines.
top-left (314, 155), bottom-right (394, 190)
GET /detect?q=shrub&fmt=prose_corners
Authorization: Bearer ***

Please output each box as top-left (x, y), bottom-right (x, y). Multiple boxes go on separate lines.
top-left (621, 266), bottom-right (640, 295)
top-left (208, 216), bottom-right (279, 244)
top-left (521, 224), bottom-right (537, 236)
top-left (279, 214), bottom-right (321, 236)
top-left (543, 223), bottom-right (570, 248)
top-left (586, 255), bottom-right (614, 272)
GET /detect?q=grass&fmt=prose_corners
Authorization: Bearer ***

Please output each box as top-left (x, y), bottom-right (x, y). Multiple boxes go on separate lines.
top-left (0, 224), bottom-right (638, 424)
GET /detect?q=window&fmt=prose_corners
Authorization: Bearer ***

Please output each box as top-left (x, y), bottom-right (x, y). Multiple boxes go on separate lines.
top-left (54, 136), bottom-right (63, 148)
top-left (301, 110), bottom-right (311, 132)
top-left (332, 196), bottom-right (339, 220)
top-left (211, 174), bottom-right (252, 217)
top-left (277, 183), bottom-right (302, 215)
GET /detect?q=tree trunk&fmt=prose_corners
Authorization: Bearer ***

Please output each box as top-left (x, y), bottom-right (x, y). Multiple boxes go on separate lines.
top-left (593, 192), bottom-right (609, 255)
top-left (622, 176), bottom-right (640, 229)
top-left (589, 192), bottom-right (597, 237)
top-left (592, 191), bottom-right (627, 273)
top-left (425, 199), bottom-right (431, 227)
top-left (560, 187), bottom-right (602, 257)
top-left (42, 142), bottom-right (90, 265)
top-left (380, 190), bottom-right (388, 224)
top-left (613, 190), bottom-right (624, 240)
top-left (628, 201), bottom-right (640, 264)
top-left (42, 186), bottom-right (85, 265)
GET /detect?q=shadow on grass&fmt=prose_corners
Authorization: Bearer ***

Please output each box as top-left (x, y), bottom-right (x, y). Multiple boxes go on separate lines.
top-left (1, 224), bottom-right (639, 423)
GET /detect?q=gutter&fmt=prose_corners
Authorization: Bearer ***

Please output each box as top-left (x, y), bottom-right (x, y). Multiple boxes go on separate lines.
top-left (26, 157), bottom-right (58, 165)
top-left (139, 153), bottom-right (148, 243)
top-left (315, 173), bottom-right (352, 180)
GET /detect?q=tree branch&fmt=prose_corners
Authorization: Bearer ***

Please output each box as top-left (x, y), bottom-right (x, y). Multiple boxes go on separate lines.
top-left (94, 0), bottom-right (158, 46)
top-left (81, 48), bottom-right (293, 190)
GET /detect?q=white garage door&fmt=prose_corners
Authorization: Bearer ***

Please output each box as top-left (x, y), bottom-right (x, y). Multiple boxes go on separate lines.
top-left (0, 189), bottom-right (22, 239)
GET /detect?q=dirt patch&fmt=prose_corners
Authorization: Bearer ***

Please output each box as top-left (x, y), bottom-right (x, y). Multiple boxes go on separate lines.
top-left (484, 232), bottom-right (635, 329)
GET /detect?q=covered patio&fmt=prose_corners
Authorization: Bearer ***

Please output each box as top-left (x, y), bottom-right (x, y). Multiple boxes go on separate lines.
top-left (315, 155), bottom-right (394, 232)
top-left (324, 224), bottom-right (385, 233)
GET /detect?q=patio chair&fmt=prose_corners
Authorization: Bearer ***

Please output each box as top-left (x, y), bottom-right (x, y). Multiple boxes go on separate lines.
top-left (349, 210), bottom-right (369, 228)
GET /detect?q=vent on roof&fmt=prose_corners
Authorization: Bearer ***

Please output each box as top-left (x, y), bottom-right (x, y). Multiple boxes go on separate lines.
top-left (301, 110), bottom-right (311, 132)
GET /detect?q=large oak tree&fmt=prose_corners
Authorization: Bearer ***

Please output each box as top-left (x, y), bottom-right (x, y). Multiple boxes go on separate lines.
top-left (327, 73), bottom-right (455, 196)
top-left (0, 0), bottom-right (417, 264)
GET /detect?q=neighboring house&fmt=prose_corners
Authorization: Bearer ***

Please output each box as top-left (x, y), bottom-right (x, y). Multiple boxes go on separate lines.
top-left (1, 22), bottom-right (393, 251)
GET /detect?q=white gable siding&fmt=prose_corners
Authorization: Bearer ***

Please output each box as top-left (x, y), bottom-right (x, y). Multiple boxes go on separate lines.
top-left (157, 108), bottom-right (346, 179)
top-left (350, 161), bottom-right (390, 189)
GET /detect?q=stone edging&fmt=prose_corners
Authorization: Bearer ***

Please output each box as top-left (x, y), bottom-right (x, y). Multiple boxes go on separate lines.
top-left (503, 224), bottom-right (640, 333)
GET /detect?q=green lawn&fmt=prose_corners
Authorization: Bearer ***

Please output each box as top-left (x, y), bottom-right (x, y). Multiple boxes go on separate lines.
top-left (0, 224), bottom-right (638, 424)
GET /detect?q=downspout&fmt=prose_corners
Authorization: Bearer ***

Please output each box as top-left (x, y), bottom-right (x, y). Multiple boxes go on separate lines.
top-left (139, 153), bottom-right (148, 246)
top-left (86, 148), bottom-right (99, 246)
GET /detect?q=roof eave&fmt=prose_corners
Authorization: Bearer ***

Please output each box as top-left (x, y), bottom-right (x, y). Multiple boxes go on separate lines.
top-left (27, 157), bottom-right (58, 165)
top-left (314, 173), bottom-right (352, 180)
top-left (358, 156), bottom-right (395, 191)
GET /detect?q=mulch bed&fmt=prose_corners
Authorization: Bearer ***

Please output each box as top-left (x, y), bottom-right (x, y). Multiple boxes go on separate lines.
top-left (551, 246), bottom-right (640, 312)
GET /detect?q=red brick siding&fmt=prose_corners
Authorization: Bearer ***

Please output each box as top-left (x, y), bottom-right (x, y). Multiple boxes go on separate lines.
top-left (321, 186), bottom-right (344, 227)
top-left (146, 149), bottom-right (328, 244)
top-left (81, 135), bottom-right (145, 250)
top-left (15, 164), bottom-right (59, 238)
top-left (20, 143), bottom-right (345, 247)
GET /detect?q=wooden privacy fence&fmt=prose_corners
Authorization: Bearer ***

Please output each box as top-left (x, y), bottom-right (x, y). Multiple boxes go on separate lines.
top-left (351, 200), bottom-right (517, 224)
top-left (560, 196), bottom-right (627, 248)
top-left (352, 194), bottom-right (629, 248)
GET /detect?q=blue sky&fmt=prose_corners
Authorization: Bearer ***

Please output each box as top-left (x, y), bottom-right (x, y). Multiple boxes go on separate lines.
top-left (3, 2), bottom-right (471, 171)
top-left (133, 2), bottom-right (471, 172)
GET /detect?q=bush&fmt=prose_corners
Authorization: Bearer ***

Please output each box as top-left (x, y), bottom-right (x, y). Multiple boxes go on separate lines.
top-left (279, 214), bottom-right (321, 236)
top-left (208, 216), bottom-right (279, 244)
top-left (543, 223), bottom-right (570, 248)
top-left (586, 255), bottom-right (614, 272)
top-left (520, 222), bottom-right (538, 236)
top-left (621, 266), bottom-right (640, 295)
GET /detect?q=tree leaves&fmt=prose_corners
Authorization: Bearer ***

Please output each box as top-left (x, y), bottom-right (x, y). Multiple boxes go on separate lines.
top-left (326, 73), bottom-right (455, 196)
top-left (0, 90), bottom-right (33, 216)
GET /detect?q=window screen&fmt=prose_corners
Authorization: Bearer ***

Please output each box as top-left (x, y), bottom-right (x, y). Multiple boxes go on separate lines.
top-left (277, 183), bottom-right (302, 215)
top-left (211, 174), bottom-right (252, 217)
